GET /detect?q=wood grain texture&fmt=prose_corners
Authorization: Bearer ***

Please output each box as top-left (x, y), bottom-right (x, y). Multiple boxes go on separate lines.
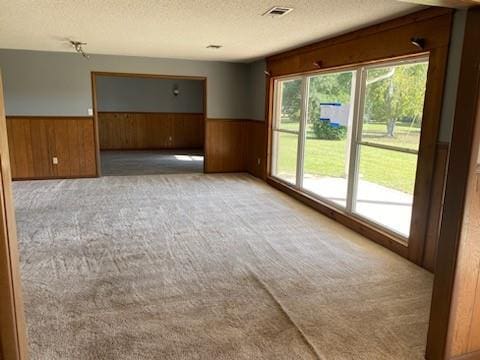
top-left (98, 112), bottom-right (204, 150)
top-left (6, 117), bottom-right (97, 180)
top-left (0, 74), bottom-right (28, 359)
top-left (448, 172), bottom-right (480, 357)
top-left (408, 45), bottom-right (451, 265)
top-left (204, 119), bottom-right (247, 173)
top-left (423, 142), bottom-right (449, 272)
top-left (427, 7), bottom-right (480, 360)
top-left (245, 121), bottom-right (267, 179)
top-left (266, 8), bottom-right (452, 77)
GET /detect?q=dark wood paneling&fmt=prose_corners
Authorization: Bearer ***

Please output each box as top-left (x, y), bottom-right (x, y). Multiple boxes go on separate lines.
top-left (245, 120), bottom-right (267, 179)
top-left (423, 142), bottom-right (449, 271)
top-left (267, 8), bottom-right (452, 76)
top-left (448, 170), bottom-right (480, 357)
top-left (427, 7), bottom-right (480, 360)
top-left (6, 117), bottom-right (97, 180)
top-left (204, 118), bottom-right (247, 173)
top-left (98, 112), bottom-right (204, 150)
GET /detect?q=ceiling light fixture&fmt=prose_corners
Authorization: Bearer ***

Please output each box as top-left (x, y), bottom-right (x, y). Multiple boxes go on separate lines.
top-left (263, 6), bottom-right (294, 17)
top-left (69, 40), bottom-right (90, 59)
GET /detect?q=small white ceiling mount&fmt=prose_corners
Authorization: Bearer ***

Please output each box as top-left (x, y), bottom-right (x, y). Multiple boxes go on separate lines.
top-left (262, 6), bottom-right (294, 17)
top-left (69, 40), bottom-right (90, 59)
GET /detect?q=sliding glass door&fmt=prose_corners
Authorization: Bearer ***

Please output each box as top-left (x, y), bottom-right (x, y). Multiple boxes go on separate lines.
top-left (271, 57), bottom-right (429, 239)
top-left (303, 70), bottom-right (357, 208)
top-left (271, 77), bottom-right (303, 185)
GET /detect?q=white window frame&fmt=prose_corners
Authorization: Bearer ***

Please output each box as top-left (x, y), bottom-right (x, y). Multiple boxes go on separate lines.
top-left (270, 55), bottom-right (430, 240)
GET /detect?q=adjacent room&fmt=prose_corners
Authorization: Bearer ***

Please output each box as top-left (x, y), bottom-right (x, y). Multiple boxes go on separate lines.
top-left (95, 74), bottom-right (206, 176)
top-left (0, 1), bottom-right (479, 360)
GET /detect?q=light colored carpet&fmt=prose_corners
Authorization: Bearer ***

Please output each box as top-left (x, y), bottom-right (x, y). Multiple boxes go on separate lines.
top-left (101, 150), bottom-right (204, 176)
top-left (13, 173), bottom-right (433, 360)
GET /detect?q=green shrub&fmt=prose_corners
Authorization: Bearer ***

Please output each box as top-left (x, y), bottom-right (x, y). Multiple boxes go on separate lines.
top-left (312, 119), bottom-right (347, 140)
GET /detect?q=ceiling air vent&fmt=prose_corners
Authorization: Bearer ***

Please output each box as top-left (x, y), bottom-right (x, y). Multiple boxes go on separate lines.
top-left (263, 6), bottom-right (293, 17)
top-left (206, 44), bottom-right (222, 49)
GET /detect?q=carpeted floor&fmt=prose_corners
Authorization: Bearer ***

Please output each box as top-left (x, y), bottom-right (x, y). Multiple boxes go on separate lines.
top-left (101, 150), bottom-right (204, 176)
top-left (14, 173), bottom-right (433, 359)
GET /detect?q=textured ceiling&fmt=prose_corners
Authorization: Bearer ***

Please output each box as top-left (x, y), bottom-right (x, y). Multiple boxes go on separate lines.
top-left (0, 0), bottom-right (424, 62)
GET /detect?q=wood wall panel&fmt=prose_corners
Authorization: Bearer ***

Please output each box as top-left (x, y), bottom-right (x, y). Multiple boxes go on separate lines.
top-left (98, 112), bottom-right (204, 150)
top-left (204, 118), bottom-right (267, 176)
top-left (423, 142), bottom-right (449, 271)
top-left (205, 119), bottom-right (246, 173)
top-left (6, 117), bottom-right (96, 180)
top-left (266, 8), bottom-right (452, 77)
top-left (245, 121), bottom-right (267, 179)
top-left (427, 7), bottom-right (480, 359)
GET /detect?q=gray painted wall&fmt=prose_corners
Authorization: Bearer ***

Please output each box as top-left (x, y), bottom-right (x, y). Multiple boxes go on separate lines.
top-left (96, 76), bottom-right (204, 113)
top-left (438, 10), bottom-right (467, 142)
top-left (248, 60), bottom-right (266, 121)
top-left (0, 49), bottom-right (249, 118)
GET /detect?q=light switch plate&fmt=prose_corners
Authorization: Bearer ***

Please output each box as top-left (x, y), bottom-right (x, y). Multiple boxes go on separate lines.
top-left (52, 157), bottom-right (58, 165)
top-left (87, 108), bottom-right (93, 116)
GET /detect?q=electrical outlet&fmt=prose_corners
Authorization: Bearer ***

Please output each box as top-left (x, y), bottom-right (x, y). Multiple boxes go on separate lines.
top-left (169, 136), bottom-right (173, 141)
top-left (87, 108), bottom-right (93, 116)
top-left (257, 158), bottom-right (261, 165)
top-left (52, 157), bottom-right (58, 165)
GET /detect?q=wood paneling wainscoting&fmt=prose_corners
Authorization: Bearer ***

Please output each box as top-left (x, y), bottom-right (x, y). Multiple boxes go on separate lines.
top-left (6, 117), bottom-right (96, 180)
top-left (205, 118), bottom-right (266, 177)
top-left (98, 112), bottom-right (204, 150)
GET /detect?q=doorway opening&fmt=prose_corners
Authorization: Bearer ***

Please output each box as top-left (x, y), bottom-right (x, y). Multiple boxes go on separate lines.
top-left (91, 72), bottom-right (207, 176)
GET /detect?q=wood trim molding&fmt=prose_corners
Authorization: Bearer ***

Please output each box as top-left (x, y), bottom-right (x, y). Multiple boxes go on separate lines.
top-left (267, 8), bottom-right (451, 62)
top-left (267, 177), bottom-right (409, 258)
top-left (91, 71), bottom-right (207, 81)
top-left (426, 7), bottom-right (480, 360)
top-left (0, 74), bottom-right (28, 360)
top-left (7, 115), bottom-right (93, 119)
top-left (97, 111), bottom-right (204, 115)
top-left (423, 141), bottom-right (450, 272)
top-left (266, 8), bottom-right (452, 77)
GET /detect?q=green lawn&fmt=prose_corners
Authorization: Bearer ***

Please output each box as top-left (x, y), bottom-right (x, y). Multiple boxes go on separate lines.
top-left (274, 123), bottom-right (419, 194)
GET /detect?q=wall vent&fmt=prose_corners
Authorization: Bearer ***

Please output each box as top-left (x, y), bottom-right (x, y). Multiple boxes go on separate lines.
top-left (263, 6), bottom-right (293, 17)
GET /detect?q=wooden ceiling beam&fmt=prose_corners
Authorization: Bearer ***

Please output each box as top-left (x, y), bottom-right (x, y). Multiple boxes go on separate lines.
top-left (396, 0), bottom-right (479, 8)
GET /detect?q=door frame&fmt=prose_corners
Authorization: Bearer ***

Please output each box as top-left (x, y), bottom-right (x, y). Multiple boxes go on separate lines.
top-left (90, 71), bottom-right (208, 176)
top-left (0, 72), bottom-right (28, 359)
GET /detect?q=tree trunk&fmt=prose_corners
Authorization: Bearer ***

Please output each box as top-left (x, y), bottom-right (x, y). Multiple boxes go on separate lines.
top-left (387, 118), bottom-right (396, 137)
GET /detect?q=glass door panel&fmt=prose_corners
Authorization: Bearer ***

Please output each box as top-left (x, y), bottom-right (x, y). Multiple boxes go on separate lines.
top-left (271, 78), bottom-right (303, 185)
top-left (355, 145), bottom-right (418, 237)
top-left (353, 59), bottom-right (429, 237)
top-left (272, 131), bottom-right (298, 184)
top-left (302, 71), bottom-right (356, 208)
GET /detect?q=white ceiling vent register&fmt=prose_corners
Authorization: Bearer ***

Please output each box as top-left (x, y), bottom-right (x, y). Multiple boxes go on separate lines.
top-left (262, 6), bottom-right (294, 17)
